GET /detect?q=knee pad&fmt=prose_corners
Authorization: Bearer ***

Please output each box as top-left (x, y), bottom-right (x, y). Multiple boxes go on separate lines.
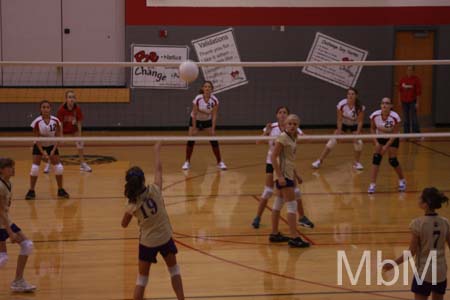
top-left (210, 140), bottom-right (219, 147)
top-left (326, 138), bottom-right (337, 149)
top-left (187, 141), bottom-right (195, 147)
top-left (389, 157), bottom-right (399, 168)
top-left (168, 264), bottom-right (181, 277)
top-left (0, 252), bottom-right (8, 268)
top-left (75, 141), bottom-right (84, 149)
top-left (54, 163), bottom-right (64, 175)
top-left (353, 139), bottom-right (363, 152)
top-left (30, 164), bottom-right (39, 177)
top-left (136, 274), bottom-right (149, 287)
top-left (294, 187), bottom-right (301, 199)
top-left (272, 196), bottom-right (284, 211)
top-left (286, 200), bottom-right (298, 214)
top-left (261, 186), bottom-right (273, 199)
top-left (19, 240), bottom-right (33, 256)
top-left (372, 153), bottom-right (382, 166)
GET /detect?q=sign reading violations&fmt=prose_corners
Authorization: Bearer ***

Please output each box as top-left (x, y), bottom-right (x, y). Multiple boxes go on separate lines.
top-left (302, 32), bottom-right (368, 89)
top-left (192, 28), bottom-right (248, 94)
top-left (131, 44), bottom-right (189, 89)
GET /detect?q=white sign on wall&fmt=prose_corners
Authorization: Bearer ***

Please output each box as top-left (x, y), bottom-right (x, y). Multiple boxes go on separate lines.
top-left (192, 28), bottom-right (248, 94)
top-left (131, 44), bottom-right (189, 89)
top-left (302, 32), bottom-right (368, 89)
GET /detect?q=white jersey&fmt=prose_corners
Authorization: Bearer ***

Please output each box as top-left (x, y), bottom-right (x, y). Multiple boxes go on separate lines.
top-left (264, 122), bottom-right (303, 164)
top-left (369, 110), bottom-right (401, 134)
top-left (337, 98), bottom-right (365, 126)
top-left (30, 115), bottom-right (60, 147)
top-left (191, 94), bottom-right (219, 121)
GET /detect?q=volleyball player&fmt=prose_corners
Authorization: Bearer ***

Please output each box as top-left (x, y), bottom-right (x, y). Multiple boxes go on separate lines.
top-left (252, 106), bottom-right (314, 229)
top-left (25, 100), bottom-right (69, 200)
top-left (269, 114), bottom-right (310, 248)
top-left (368, 97), bottom-right (406, 193)
top-left (312, 88), bottom-right (365, 170)
top-left (44, 90), bottom-right (91, 173)
top-left (122, 143), bottom-right (185, 300)
top-left (0, 158), bottom-right (36, 292)
top-left (383, 187), bottom-right (449, 300)
top-left (182, 81), bottom-right (227, 170)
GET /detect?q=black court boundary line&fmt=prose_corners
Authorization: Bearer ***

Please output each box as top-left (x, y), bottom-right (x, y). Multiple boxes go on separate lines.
top-left (252, 195), bottom-right (315, 245)
top-left (174, 239), bottom-right (409, 300)
top-left (172, 231), bottom-right (408, 247)
top-left (25, 229), bottom-right (412, 246)
top-left (410, 140), bottom-right (450, 157)
top-left (112, 288), bottom-right (450, 300)
top-left (12, 188), bottom-right (450, 202)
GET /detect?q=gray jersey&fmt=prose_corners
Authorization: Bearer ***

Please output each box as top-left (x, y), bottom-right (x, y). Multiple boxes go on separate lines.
top-left (410, 214), bottom-right (450, 282)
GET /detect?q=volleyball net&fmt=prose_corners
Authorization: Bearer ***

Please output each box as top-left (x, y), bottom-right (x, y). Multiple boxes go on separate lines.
top-left (0, 58), bottom-right (449, 139)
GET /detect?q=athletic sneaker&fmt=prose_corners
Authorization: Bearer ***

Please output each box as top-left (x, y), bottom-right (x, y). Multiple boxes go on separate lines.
top-left (10, 278), bottom-right (36, 293)
top-left (217, 161), bottom-right (227, 170)
top-left (181, 161), bottom-right (191, 170)
top-left (368, 183), bottom-right (376, 194)
top-left (25, 190), bottom-right (36, 200)
top-left (0, 253), bottom-right (8, 267)
top-left (57, 188), bottom-right (70, 199)
top-left (252, 216), bottom-right (261, 229)
top-left (43, 163), bottom-right (51, 174)
top-left (398, 179), bottom-right (407, 192)
top-left (298, 216), bottom-right (314, 228)
top-left (269, 232), bottom-right (290, 243)
top-left (288, 237), bottom-right (311, 248)
top-left (353, 162), bottom-right (364, 170)
top-left (311, 160), bottom-right (321, 169)
top-left (80, 162), bottom-right (92, 172)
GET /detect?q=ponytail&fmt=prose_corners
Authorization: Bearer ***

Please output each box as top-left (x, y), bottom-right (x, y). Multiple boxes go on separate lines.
top-left (124, 167), bottom-right (145, 202)
top-left (421, 187), bottom-right (449, 210)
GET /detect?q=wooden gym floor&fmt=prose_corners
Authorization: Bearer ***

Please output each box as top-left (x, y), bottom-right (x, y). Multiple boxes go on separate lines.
top-left (0, 130), bottom-right (449, 300)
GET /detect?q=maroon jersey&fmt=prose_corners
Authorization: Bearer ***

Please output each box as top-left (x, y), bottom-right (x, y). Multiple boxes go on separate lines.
top-left (398, 75), bottom-right (421, 103)
top-left (57, 103), bottom-right (83, 134)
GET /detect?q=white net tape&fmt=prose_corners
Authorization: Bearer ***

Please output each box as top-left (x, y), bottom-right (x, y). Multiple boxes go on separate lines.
top-left (0, 132), bottom-right (448, 144)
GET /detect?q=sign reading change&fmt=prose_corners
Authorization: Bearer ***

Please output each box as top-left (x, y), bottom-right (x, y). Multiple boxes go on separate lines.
top-left (192, 28), bottom-right (248, 94)
top-left (131, 44), bottom-right (189, 89)
top-left (302, 33), bottom-right (368, 89)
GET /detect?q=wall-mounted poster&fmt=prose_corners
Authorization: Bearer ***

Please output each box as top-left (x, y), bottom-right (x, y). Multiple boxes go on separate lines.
top-left (131, 44), bottom-right (189, 89)
top-left (302, 32), bottom-right (368, 89)
top-left (192, 28), bottom-right (248, 94)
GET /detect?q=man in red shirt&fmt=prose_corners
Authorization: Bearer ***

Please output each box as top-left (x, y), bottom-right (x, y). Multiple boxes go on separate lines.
top-left (398, 65), bottom-right (421, 133)
top-left (44, 91), bottom-right (92, 173)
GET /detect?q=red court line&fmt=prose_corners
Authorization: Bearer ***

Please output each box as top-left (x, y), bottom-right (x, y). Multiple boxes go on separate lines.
top-left (175, 239), bottom-right (409, 300)
top-left (410, 140), bottom-right (450, 157)
top-left (161, 162), bottom-right (262, 191)
top-left (252, 195), bottom-right (315, 245)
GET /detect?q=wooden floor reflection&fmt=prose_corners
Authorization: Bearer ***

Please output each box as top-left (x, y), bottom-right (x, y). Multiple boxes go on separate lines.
top-left (0, 131), bottom-right (449, 300)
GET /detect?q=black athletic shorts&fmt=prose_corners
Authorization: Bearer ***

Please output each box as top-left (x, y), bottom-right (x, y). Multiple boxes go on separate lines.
top-left (411, 278), bottom-right (447, 296)
top-left (377, 138), bottom-right (400, 148)
top-left (139, 238), bottom-right (178, 263)
top-left (32, 144), bottom-right (59, 156)
top-left (275, 178), bottom-right (295, 189)
top-left (342, 124), bottom-right (358, 132)
top-left (189, 117), bottom-right (212, 130)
